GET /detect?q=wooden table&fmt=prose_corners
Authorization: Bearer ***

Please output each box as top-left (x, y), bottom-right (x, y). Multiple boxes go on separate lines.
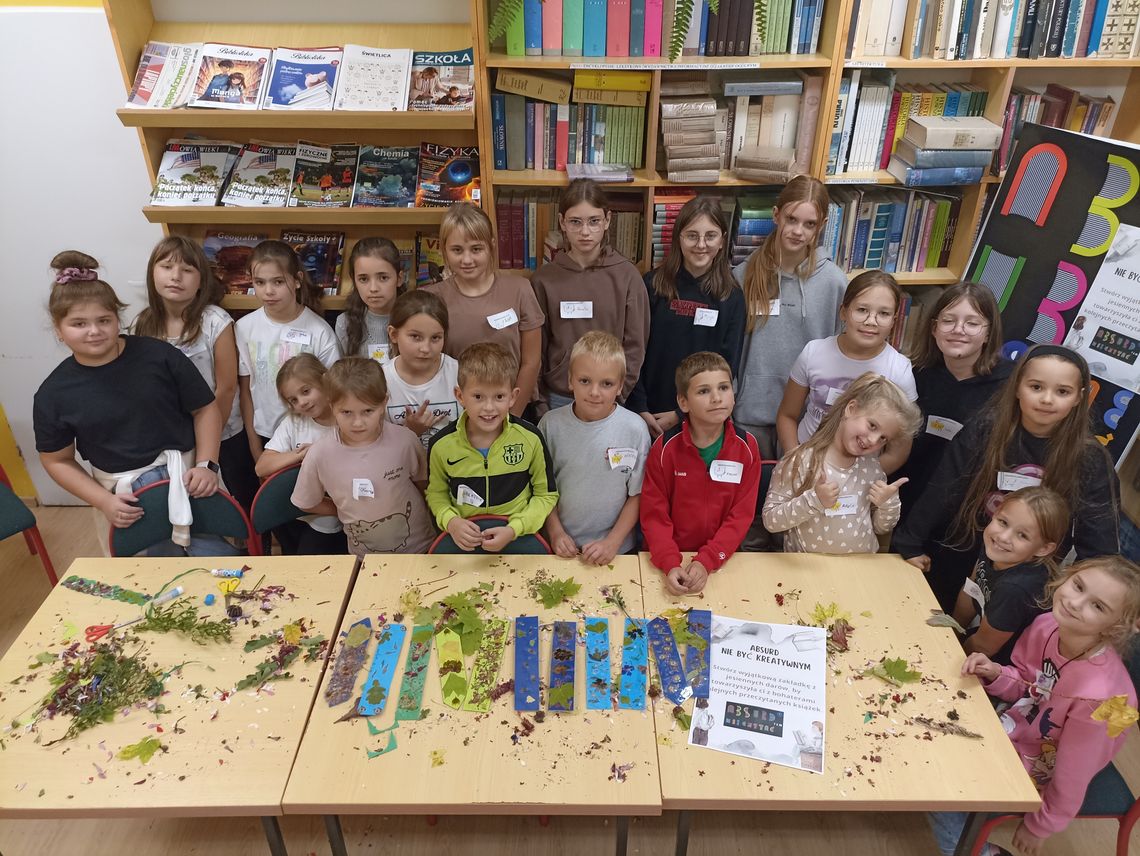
top-left (0, 555), bottom-right (357, 855)
top-left (639, 552), bottom-right (1041, 856)
top-left (284, 553), bottom-right (662, 855)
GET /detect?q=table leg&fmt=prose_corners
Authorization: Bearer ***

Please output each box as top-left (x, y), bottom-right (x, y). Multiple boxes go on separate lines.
top-left (615, 815), bottom-right (629, 856)
top-left (324, 813), bottom-right (348, 856)
top-left (953, 812), bottom-right (985, 856)
top-left (260, 816), bottom-right (288, 856)
top-left (674, 809), bottom-right (692, 856)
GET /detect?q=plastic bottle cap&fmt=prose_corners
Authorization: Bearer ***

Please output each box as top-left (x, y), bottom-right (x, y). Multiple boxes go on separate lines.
top-left (204, 593), bottom-right (216, 606)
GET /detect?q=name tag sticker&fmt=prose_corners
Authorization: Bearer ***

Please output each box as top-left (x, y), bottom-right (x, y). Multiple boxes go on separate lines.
top-left (962, 576), bottom-right (984, 609)
top-left (457, 484), bottom-right (485, 507)
top-left (824, 386), bottom-right (845, 406)
top-left (283, 328), bottom-right (313, 346)
top-left (997, 471), bottom-right (1042, 491)
top-left (352, 478), bottom-right (375, 500)
top-left (368, 343), bottom-right (390, 364)
top-left (768, 299), bottom-right (780, 316)
top-left (926, 414), bottom-right (963, 441)
top-left (694, 307), bottom-right (719, 327)
top-left (487, 308), bottom-right (519, 330)
top-left (560, 300), bottom-right (594, 319)
top-left (824, 494), bottom-right (859, 517)
top-left (709, 460), bottom-right (744, 483)
top-left (607, 447), bottom-right (638, 470)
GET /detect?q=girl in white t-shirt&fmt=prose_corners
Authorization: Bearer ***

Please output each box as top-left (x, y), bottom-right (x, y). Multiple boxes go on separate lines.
top-left (382, 289), bottom-right (461, 447)
top-left (132, 236), bottom-right (259, 511)
top-left (255, 354), bottom-right (346, 555)
top-left (776, 270), bottom-right (917, 473)
top-left (236, 240), bottom-right (341, 464)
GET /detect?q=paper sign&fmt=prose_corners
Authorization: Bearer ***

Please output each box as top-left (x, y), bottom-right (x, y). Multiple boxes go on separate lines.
top-left (352, 478), bottom-right (375, 499)
top-left (487, 308), bottom-right (519, 329)
top-left (997, 471), bottom-right (1042, 491)
top-left (710, 460), bottom-right (743, 483)
top-left (283, 328), bottom-right (312, 345)
top-left (560, 300), bottom-right (593, 319)
top-left (694, 308), bottom-right (719, 327)
top-left (926, 414), bottom-right (963, 440)
top-left (823, 494), bottom-right (859, 517)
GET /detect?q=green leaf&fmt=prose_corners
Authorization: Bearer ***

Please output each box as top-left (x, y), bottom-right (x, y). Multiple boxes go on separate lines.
top-left (345, 623), bottom-right (371, 648)
top-left (535, 577), bottom-right (582, 609)
top-left (243, 633), bottom-right (278, 652)
top-left (547, 682), bottom-right (575, 709)
top-left (926, 612), bottom-right (967, 635)
top-left (28, 652), bottom-right (55, 669)
top-left (670, 0), bottom-right (695, 62)
top-left (413, 604), bottom-right (443, 626)
top-left (486, 0), bottom-right (525, 43)
top-left (117, 736), bottom-right (163, 764)
top-left (366, 682), bottom-right (387, 705)
top-left (862, 657), bottom-right (922, 687)
top-left (672, 706), bottom-right (692, 730)
top-left (585, 620), bottom-right (608, 633)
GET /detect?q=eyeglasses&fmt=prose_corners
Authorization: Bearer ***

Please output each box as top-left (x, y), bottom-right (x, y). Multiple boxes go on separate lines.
top-left (681, 231), bottom-right (723, 246)
top-left (848, 307), bottom-right (896, 325)
top-left (563, 217), bottom-right (607, 232)
top-left (935, 316), bottom-right (990, 335)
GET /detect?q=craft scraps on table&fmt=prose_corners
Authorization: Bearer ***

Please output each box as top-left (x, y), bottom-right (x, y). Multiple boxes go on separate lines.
top-left (513, 615), bottom-right (541, 712)
top-left (61, 575), bottom-right (151, 606)
top-left (235, 625), bottom-right (326, 691)
top-left (117, 735), bottom-right (165, 763)
top-left (396, 625), bottom-right (433, 720)
top-left (617, 618), bottom-right (648, 711)
top-left (548, 620), bottom-right (577, 712)
top-left (325, 617), bottom-right (373, 707)
top-left (862, 657), bottom-right (923, 687)
top-left (533, 576), bottom-right (582, 609)
top-left (584, 617), bottom-right (611, 711)
top-left (134, 601), bottom-right (233, 645)
top-left (463, 618), bottom-right (509, 712)
top-left (357, 623), bottom-right (408, 717)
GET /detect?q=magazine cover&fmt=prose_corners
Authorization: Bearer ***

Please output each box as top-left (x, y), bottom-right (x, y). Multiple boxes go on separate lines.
top-left (151, 43), bottom-right (202, 109)
top-left (415, 232), bottom-right (445, 283)
top-left (406, 48), bottom-right (475, 112)
top-left (262, 46), bottom-right (342, 110)
top-left (221, 142), bottom-right (296, 207)
top-left (189, 43), bottom-right (272, 110)
top-left (150, 140), bottom-right (239, 206)
top-left (333, 45), bottom-right (412, 111)
top-left (414, 143), bottom-right (480, 208)
top-left (203, 230), bottom-right (268, 295)
top-left (126, 41), bottom-right (173, 107)
top-left (282, 231), bottom-right (345, 295)
top-left (352, 146), bottom-right (419, 207)
top-left (289, 141), bottom-right (359, 208)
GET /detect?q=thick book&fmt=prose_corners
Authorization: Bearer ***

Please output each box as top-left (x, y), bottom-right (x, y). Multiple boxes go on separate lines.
top-left (607, 0), bottom-right (631, 56)
top-left (496, 69), bottom-right (572, 104)
top-left (525, 0), bottom-right (543, 56)
top-left (288, 141), bottom-right (359, 208)
top-left (573, 69), bottom-right (652, 90)
top-left (352, 145), bottom-right (419, 207)
top-left (565, 0), bottom-right (586, 54)
top-left (721, 73), bottom-right (804, 96)
top-left (491, 93), bottom-right (507, 169)
top-left (333, 45), bottom-right (412, 111)
top-left (407, 49), bottom-right (475, 111)
top-left (221, 142), bottom-right (296, 207)
top-left (415, 143), bottom-right (481, 207)
top-left (203, 230), bottom-right (268, 295)
top-left (544, 0), bottom-right (564, 55)
top-left (188, 43), bottom-right (272, 110)
top-left (151, 139), bottom-right (239, 206)
top-left (262, 46), bottom-right (341, 110)
top-left (281, 231), bottom-right (345, 296)
top-left (583, 0), bottom-right (609, 56)
top-left (887, 155), bottom-right (984, 185)
top-left (902, 115), bottom-right (1002, 149)
top-left (894, 138), bottom-right (995, 167)
top-left (566, 163), bottom-right (634, 181)
top-left (645, 0), bottom-right (664, 54)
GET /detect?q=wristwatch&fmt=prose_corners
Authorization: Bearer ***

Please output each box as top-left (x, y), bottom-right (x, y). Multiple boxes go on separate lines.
top-left (196, 460), bottom-right (221, 474)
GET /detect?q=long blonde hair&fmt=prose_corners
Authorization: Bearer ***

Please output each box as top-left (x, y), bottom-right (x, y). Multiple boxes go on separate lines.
top-left (1043, 556), bottom-right (1140, 653)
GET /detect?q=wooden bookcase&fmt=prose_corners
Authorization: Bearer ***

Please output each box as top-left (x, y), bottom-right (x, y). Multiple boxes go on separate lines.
top-left (103, 0), bottom-right (482, 310)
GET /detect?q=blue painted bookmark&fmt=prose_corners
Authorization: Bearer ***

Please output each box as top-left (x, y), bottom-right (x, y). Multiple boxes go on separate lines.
top-left (584, 617), bottom-right (610, 710)
top-left (617, 618), bottom-right (648, 710)
top-left (684, 609), bottom-right (712, 699)
top-left (548, 620), bottom-right (577, 712)
top-left (356, 623), bottom-right (407, 717)
top-left (648, 616), bottom-right (691, 705)
top-left (514, 616), bottom-right (541, 711)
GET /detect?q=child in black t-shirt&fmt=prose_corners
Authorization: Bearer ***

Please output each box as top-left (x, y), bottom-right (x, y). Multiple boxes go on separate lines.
top-left (951, 486), bottom-right (1069, 664)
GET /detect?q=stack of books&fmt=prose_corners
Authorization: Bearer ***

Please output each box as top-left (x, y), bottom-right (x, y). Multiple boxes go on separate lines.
top-left (496, 189), bottom-right (643, 270)
top-left (994, 83), bottom-right (1116, 174)
top-left (731, 194), bottom-right (777, 266)
top-left (651, 189), bottom-right (698, 264)
top-left (886, 116), bottom-right (1002, 186)
top-left (660, 97), bottom-right (720, 183)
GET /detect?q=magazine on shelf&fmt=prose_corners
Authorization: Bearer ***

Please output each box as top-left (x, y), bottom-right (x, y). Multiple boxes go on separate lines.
top-left (188, 43), bottom-right (272, 110)
top-left (414, 143), bottom-right (480, 207)
top-left (406, 48), bottom-right (475, 112)
top-left (288, 141), bottom-right (359, 208)
top-left (352, 146), bottom-right (419, 207)
top-left (262, 46), bottom-right (342, 110)
top-left (221, 142), bottom-right (297, 207)
top-left (281, 231), bottom-right (345, 295)
top-left (135, 43), bottom-right (201, 109)
top-left (126, 41), bottom-right (174, 107)
top-left (203, 230), bottom-right (268, 295)
top-left (150, 139), bottom-right (240, 206)
top-left (333, 45), bottom-right (412, 111)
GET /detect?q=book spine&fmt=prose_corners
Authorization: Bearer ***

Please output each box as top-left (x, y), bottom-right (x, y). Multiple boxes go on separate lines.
top-left (864, 203), bottom-right (891, 269)
top-left (549, 104), bottom-right (560, 168)
top-left (608, 0), bottom-right (632, 55)
top-left (1087, 0), bottom-right (1109, 53)
top-left (903, 146), bottom-right (995, 167)
top-left (1076, 0), bottom-right (1097, 53)
top-left (525, 0), bottom-right (544, 55)
top-left (1062, 0), bottom-right (1085, 54)
top-left (851, 202), bottom-right (873, 270)
top-left (525, 100), bottom-right (536, 168)
top-left (879, 90), bottom-right (902, 169)
top-left (956, 0), bottom-right (976, 58)
top-left (1046, 0), bottom-right (1073, 54)
top-left (884, 199), bottom-right (907, 272)
top-left (507, 5), bottom-right (526, 55)
top-left (1032, 0), bottom-right (1055, 55)
top-left (492, 94), bottom-right (508, 170)
top-left (885, 0), bottom-right (909, 54)
top-left (705, 0), bottom-right (720, 54)
top-left (496, 191), bottom-right (514, 267)
top-left (933, 0), bottom-right (952, 57)
top-left (645, 0), bottom-right (665, 54)
top-left (505, 94), bottom-right (526, 170)
top-left (698, 0), bottom-right (710, 55)
top-left (893, 161), bottom-right (985, 185)
top-left (793, 73), bottom-right (822, 172)
top-left (565, 0), bottom-right (586, 54)
top-left (544, 0), bottom-right (564, 54)
top-left (584, 0), bottom-right (608, 56)
top-left (826, 77), bottom-right (850, 174)
top-left (630, 0), bottom-right (646, 55)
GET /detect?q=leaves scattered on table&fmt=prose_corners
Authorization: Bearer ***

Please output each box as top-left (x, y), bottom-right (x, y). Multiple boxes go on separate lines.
top-left (909, 716), bottom-right (982, 739)
top-left (862, 657), bottom-right (922, 686)
top-left (533, 576), bottom-right (582, 609)
top-left (926, 610), bottom-right (967, 635)
top-left (135, 601), bottom-right (232, 645)
top-left (234, 620), bottom-right (327, 692)
top-left (117, 735), bottom-right (165, 764)
top-left (600, 584), bottom-right (632, 619)
top-left (660, 608), bottom-right (708, 652)
top-left (609, 761), bottom-right (635, 782)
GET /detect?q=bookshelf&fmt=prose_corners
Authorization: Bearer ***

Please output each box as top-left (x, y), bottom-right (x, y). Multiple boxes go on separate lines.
top-left (103, 1), bottom-right (482, 311)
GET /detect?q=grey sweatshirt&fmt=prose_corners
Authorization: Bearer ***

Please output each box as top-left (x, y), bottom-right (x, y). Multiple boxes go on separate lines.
top-left (731, 254), bottom-right (847, 427)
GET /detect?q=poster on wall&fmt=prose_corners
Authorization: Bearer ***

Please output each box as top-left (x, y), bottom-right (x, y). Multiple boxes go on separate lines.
top-left (688, 617), bottom-right (827, 773)
top-left (967, 123), bottom-right (1140, 463)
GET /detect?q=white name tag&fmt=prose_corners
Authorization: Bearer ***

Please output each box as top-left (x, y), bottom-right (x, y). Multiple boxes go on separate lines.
top-left (997, 471), bottom-right (1042, 492)
top-left (824, 386), bottom-right (845, 406)
top-left (560, 300), bottom-right (593, 319)
top-left (824, 494), bottom-right (859, 517)
top-left (926, 414), bottom-right (963, 441)
top-left (368, 343), bottom-right (390, 364)
top-left (709, 460), bottom-right (743, 484)
top-left (456, 484), bottom-right (484, 507)
top-left (352, 478), bottom-right (375, 500)
top-left (963, 576), bottom-right (984, 609)
top-left (607, 447), bottom-right (638, 470)
top-left (487, 308), bottom-right (519, 330)
top-left (694, 307), bottom-right (719, 327)
top-left (768, 299), bottom-right (780, 316)
top-left (283, 327), bottom-right (312, 346)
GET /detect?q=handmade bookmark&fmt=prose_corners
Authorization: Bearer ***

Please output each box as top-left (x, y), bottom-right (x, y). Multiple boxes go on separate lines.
top-left (648, 616), bottom-right (691, 705)
top-left (617, 618), bottom-right (648, 710)
top-left (548, 620), bottom-right (577, 712)
top-left (395, 624), bottom-right (433, 721)
top-left (62, 575), bottom-right (151, 606)
top-left (584, 617), bottom-right (611, 710)
top-left (463, 618), bottom-right (510, 711)
top-left (684, 609), bottom-right (712, 699)
top-left (325, 616), bottom-right (373, 707)
top-left (513, 615), bottom-right (541, 711)
top-left (356, 623), bottom-right (407, 717)
top-left (435, 627), bottom-right (467, 709)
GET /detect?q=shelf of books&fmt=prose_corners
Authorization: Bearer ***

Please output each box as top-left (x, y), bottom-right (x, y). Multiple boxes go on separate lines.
top-left (142, 207), bottom-right (450, 226)
top-left (483, 51), bottom-right (834, 68)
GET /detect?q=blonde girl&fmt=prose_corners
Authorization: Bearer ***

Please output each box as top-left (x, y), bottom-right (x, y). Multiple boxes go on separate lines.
top-left (235, 240), bottom-right (340, 462)
top-left (531, 178), bottom-right (649, 409)
top-left (763, 373), bottom-right (921, 553)
top-left (423, 201), bottom-right (543, 416)
top-left (334, 237), bottom-right (403, 360)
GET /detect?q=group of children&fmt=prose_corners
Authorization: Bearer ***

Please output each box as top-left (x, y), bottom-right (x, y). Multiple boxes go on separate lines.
top-left (31, 174), bottom-right (1140, 854)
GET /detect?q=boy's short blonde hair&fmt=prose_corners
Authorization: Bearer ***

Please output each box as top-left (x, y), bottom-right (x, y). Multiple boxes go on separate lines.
top-left (323, 356), bottom-right (387, 406)
top-left (676, 351), bottom-right (731, 397)
top-left (457, 342), bottom-right (518, 389)
top-left (569, 330), bottom-right (626, 372)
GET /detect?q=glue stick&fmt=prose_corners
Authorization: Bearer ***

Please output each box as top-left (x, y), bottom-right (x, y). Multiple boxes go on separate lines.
top-left (210, 568), bottom-right (245, 579)
top-left (151, 585), bottom-right (184, 605)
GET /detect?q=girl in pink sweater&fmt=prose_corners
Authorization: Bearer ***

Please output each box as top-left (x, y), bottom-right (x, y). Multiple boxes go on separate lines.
top-left (934, 555), bottom-right (1140, 856)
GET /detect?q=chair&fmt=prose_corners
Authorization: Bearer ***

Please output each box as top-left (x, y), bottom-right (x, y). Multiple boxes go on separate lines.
top-left (250, 465), bottom-right (305, 536)
top-left (0, 464), bottom-right (56, 585)
top-left (109, 479), bottom-right (261, 557)
top-left (968, 647), bottom-right (1140, 856)
top-left (428, 514), bottom-right (552, 554)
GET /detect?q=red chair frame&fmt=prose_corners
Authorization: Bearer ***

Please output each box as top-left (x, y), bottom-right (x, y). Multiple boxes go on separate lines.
top-left (970, 803), bottom-right (1140, 856)
top-left (428, 514), bottom-right (553, 554)
top-left (0, 463), bottom-right (56, 585)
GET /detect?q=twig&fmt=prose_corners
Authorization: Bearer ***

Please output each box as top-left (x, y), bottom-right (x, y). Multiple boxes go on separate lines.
top-left (421, 570), bottom-right (458, 588)
top-left (909, 716), bottom-right (983, 739)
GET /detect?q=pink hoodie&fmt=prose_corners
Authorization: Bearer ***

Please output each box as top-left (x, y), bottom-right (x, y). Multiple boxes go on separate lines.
top-left (984, 612), bottom-right (1136, 838)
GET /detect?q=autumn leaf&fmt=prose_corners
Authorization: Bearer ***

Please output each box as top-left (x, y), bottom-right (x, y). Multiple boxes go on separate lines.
top-left (1092, 695), bottom-right (1140, 738)
top-left (862, 657), bottom-right (922, 686)
top-left (672, 705), bottom-right (692, 730)
top-left (808, 602), bottom-right (850, 627)
top-left (430, 749), bottom-right (445, 767)
top-left (282, 623), bottom-right (302, 645)
top-left (926, 611), bottom-right (967, 635)
top-left (366, 682), bottom-right (387, 705)
top-left (344, 623), bottom-right (371, 648)
top-left (547, 682), bottom-right (575, 709)
top-left (243, 632), bottom-right (278, 652)
top-left (829, 619), bottom-right (853, 653)
top-left (117, 736), bottom-right (164, 764)
top-left (535, 577), bottom-right (582, 609)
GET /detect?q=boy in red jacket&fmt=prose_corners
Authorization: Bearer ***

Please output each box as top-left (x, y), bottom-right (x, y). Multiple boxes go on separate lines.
top-left (641, 351), bottom-right (761, 594)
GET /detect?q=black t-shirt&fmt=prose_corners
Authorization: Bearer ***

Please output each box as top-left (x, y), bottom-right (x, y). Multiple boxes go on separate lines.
top-left (33, 335), bottom-right (214, 472)
top-left (963, 553), bottom-right (1049, 665)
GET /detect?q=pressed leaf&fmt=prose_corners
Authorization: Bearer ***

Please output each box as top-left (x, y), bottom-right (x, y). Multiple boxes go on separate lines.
top-left (117, 736), bottom-right (163, 764)
top-left (547, 682), bottom-right (575, 710)
top-left (535, 577), bottom-right (582, 609)
top-left (344, 623), bottom-right (372, 648)
top-left (862, 657), bottom-right (922, 686)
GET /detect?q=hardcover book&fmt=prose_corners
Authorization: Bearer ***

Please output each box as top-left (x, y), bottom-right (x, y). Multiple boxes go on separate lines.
top-left (281, 231), bottom-right (345, 296)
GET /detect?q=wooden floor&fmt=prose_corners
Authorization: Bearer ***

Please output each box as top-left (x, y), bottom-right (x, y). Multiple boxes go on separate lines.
top-left (1, 507), bottom-right (1137, 856)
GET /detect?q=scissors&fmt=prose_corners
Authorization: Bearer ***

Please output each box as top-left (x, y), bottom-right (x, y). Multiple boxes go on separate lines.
top-left (85, 616), bottom-right (145, 643)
